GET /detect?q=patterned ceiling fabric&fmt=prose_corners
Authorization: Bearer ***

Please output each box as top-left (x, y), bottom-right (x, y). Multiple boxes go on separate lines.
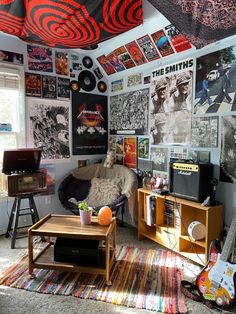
top-left (147, 0), bottom-right (236, 48)
top-left (0, 0), bottom-right (143, 48)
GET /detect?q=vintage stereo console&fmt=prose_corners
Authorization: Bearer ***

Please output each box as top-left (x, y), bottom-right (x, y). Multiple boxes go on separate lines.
top-left (2, 171), bottom-right (47, 196)
top-left (169, 161), bottom-right (213, 203)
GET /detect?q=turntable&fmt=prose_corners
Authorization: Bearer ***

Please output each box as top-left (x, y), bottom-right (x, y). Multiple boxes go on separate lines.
top-left (2, 148), bottom-right (47, 248)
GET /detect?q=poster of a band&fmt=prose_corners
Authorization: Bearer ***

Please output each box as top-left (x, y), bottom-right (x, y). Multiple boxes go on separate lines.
top-left (110, 88), bottom-right (149, 135)
top-left (150, 58), bottom-right (193, 144)
top-left (57, 77), bottom-right (70, 99)
top-left (220, 115), bottom-right (236, 183)
top-left (25, 73), bottom-right (42, 97)
top-left (42, 75), bottom-right (57, 99)
top-left (194, 45), bottom-right (236, 115)
top-left (72, 92), bottom-right (108, 155)
top-left (27, 98), bottom-right (70, 161)
top-left (27, 44), bottom-right (53, 72)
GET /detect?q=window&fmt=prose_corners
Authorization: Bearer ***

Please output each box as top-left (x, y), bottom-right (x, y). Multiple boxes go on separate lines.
top-left (0, 65), bottom-right (25, 194)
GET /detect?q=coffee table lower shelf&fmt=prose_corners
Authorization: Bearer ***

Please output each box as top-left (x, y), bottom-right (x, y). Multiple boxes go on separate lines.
top-left (31, 243), bottom-right (115, 279)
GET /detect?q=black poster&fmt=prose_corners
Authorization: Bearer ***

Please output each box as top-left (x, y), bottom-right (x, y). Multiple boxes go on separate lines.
top-left (72, 92), bottom-right (108, 155)
top-left (42, 75), bottom-right (57, 99)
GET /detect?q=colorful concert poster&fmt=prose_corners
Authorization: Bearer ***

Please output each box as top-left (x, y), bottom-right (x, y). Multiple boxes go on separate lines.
top-left (123, 137), bottom-right (137, 169)
top-left (57, 77), bottom-right (70, 99)
top-left (55, 51), bottom-right (69, 76)
top-left (25, 73), bottom-right (42, 97)
top-left (114, 46), bottom-right (136, 69)
top-left (136, 35), bottom-right (160, 62)
top-left (165, 24), bottom-right (192, 53)
top-left (106, 50), bottom-right (126, 72)
top-left (125, 41), bottom-right (147, 66)
top-left (97, 55), bottom-right (116, 75)
top-left (151, 29), bottom-right (174, 57)
top-left (72, 92), bottom-right (108, 155)
top-left (27, 44), bottom-right (53, 72)
top-left (138, 137), bottom-right (149, 159)
top-left (0, 50), bottom-right (23, 64)
top-left (42, 75), bottom-right (57, 99)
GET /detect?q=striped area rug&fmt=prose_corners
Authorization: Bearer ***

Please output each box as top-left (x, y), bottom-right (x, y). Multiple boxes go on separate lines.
top-left (0, 241), bottom-right (187, 313)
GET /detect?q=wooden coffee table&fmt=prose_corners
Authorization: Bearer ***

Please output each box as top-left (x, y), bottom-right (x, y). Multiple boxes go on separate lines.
top-left (28, 214), bottom-right (116, 285)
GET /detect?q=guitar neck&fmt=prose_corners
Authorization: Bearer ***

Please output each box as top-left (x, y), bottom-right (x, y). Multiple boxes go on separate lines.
top-left (221, 213), bottom-right (236, 262)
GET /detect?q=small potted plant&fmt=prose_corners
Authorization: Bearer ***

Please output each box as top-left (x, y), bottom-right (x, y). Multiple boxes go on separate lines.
top-left (77, 201), bottom-right (93, 225)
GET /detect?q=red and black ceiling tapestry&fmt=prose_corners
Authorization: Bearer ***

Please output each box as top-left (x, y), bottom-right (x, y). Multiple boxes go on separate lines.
top-left (0, 0), bottom-right (143, 48)
top-left (148, 0), bottom-right (236, 49)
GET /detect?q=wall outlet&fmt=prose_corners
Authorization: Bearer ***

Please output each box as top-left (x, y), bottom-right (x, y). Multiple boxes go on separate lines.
top-left (45, 196), bottom-right (51, 204)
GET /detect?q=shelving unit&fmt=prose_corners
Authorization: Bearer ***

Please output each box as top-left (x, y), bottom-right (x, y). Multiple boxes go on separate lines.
top-left (138, 188), bottom-right (224, 265)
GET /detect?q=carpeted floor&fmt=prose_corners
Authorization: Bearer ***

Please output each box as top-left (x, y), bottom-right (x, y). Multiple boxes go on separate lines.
top-left (0, 226), bottom-right (234, 314)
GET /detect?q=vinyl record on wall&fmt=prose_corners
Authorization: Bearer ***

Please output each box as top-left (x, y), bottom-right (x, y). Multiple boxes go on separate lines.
top-left (97, 81), bottom-right (107, 93)
top-left (82, 56), bottom-right (93, 69)
top-left (78, 70), bottom-right (96, 92)
top-left (70, 80), bottom-right (80, 92)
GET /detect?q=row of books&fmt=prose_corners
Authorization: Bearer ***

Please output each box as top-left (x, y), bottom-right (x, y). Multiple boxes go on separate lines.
top-left (144, 196), bottom-right (180, 229)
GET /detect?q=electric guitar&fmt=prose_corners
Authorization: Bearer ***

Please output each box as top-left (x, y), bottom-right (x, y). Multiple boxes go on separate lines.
top-left (196, 213), bottom-right (236, 309)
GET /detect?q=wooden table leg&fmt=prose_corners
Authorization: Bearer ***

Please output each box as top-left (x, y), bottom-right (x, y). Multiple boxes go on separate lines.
top-left (28, 231), bottom-right (36, 279)
top-left (105, 237), bottom-right (112, 286)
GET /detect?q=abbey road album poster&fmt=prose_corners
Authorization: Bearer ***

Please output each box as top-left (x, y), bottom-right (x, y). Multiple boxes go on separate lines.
top-left (72, 92), bottom-right (108, 155)
top-left (194, 45), bottom-right (236, 114)
top-left (220, 115), bottom-right (236, 183)
top-left (110, 88), bottom-right (149, 135)
top-left (27, 98), bottom-right (70, 161)
top-left (150, 58), bottom-right (193, 144)
top-left (191, 116), bottom-right (218, 148)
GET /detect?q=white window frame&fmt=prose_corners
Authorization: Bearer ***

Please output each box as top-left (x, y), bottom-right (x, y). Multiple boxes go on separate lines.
top-left (0, 64), bottom-right (25, 197)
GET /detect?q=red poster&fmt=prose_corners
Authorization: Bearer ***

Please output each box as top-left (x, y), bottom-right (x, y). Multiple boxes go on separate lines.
top-left (165, 24), bottom-right (192, 53)
top-left (125, 41), bottom-right (147, 66)
top-left (123, 137), bottom-right (137, 169)
top-left (97, 55), bottom-right (116, 75)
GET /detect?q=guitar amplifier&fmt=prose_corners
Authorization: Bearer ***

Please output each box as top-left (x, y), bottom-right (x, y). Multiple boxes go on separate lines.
top-left (169, 162), bottom-right (213, 203)
top-left (2, 171), bottom-right (47, 196)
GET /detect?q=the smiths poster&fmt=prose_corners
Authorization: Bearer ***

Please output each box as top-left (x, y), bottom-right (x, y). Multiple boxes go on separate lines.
top-left (150, 58), bottom-right (193, 144)
top-left (72, 92), bottom-right (108, 155)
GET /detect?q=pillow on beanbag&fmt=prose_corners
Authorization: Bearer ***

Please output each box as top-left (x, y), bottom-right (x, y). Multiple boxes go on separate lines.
top-left (85, 178), bottom-right (120, 207)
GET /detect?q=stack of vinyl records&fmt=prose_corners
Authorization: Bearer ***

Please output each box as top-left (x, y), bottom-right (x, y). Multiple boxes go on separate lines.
top-left (164, 200), bottom-right (175, 227)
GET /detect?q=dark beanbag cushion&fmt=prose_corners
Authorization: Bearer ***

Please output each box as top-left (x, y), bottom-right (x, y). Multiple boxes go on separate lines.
top-left (65, 178), bottom-right (91, 201)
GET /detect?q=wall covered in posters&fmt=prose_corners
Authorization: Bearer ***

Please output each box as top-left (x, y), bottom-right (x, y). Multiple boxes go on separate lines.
top-left (72, 92), bottom-right (108, 155)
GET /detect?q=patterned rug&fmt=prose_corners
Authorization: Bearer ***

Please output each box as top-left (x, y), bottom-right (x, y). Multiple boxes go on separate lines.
top-left (0, 241), bottom-right (187, 313)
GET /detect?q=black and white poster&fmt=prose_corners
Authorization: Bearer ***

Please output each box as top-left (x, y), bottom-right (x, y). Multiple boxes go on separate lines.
top-left (150, 146), bottom-right (168, 172)
top-left (150, 58), bottom-right (193, 144)
top-left (191, 116), bottom-right (218, 148)
top-left (42, 75), bottom-right (57, 99)
top-left (27, 98), bottom-right (70, 161)
top-left (72, 92), bottom-right (108, 155)
top-left (220, 115), bottom-right (236, 183)
top-left (110, 88), bottom-right (149, 135)
top-left (194, 45), bottom-right (236, 115)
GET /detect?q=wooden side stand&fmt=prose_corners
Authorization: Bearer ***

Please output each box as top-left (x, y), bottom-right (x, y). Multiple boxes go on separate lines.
top-left (28, 215), bottom-right (116, 285)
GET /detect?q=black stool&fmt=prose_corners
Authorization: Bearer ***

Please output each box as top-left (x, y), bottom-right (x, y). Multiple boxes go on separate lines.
top-left (5, 194), bottom-right (40, 249)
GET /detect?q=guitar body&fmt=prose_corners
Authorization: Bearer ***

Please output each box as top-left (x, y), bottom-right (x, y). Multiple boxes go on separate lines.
top-left (196, 240), bottom-right (236, 309)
